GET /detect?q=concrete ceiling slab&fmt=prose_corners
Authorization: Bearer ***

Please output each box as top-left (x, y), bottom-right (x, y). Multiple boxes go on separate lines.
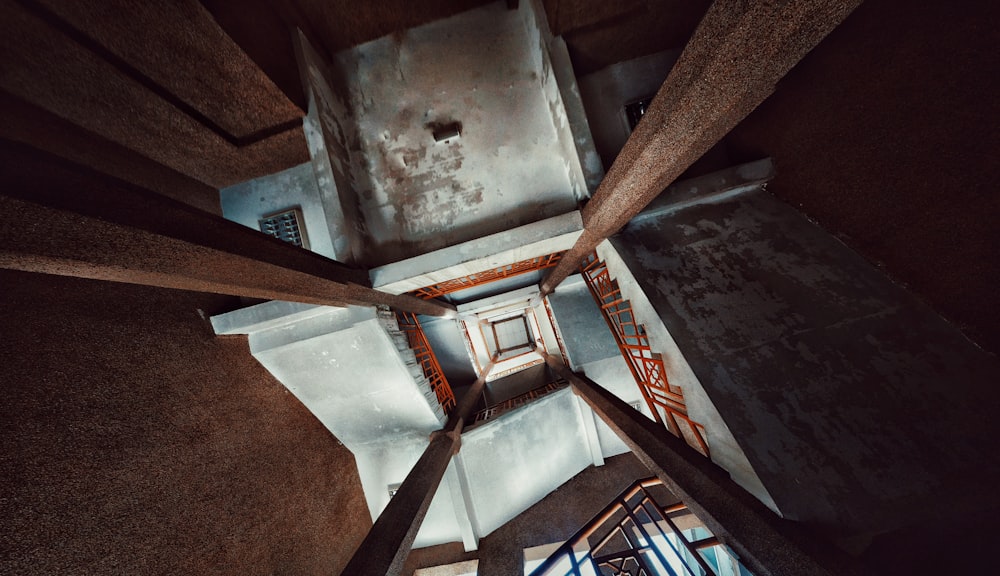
top-left (336, 2), bottom-right (582, 264)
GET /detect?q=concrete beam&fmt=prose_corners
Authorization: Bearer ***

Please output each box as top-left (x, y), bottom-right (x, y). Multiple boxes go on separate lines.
top-left (0, 141), bottom-right (455, 317)
top-left (370, 211), bottom-right (582, 294)
top-left (339, 430), bottom-right (461, 576)
top-left (540, 0), bottom-right (863, 294)
top-left (445, 455), bottom-right (479, 552)
top-left (543, 353), bottom-right (866, 576)
top-left (0, 195), bottom-right (453, 317)
top-left (339, 366), bottom-right (493, 575)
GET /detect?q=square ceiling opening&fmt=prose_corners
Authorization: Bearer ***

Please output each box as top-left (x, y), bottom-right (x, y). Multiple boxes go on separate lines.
top-left (491, 315), bottom-right (531, 354)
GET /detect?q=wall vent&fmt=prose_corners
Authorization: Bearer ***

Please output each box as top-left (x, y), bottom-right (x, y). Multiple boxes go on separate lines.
top-left (259, 207), bottom-right (309, 249)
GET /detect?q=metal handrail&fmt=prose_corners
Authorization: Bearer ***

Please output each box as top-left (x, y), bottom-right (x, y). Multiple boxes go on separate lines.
top-left (579, 252), bottom-right (709, 457)
top-left (395, 311), bottom-right (456, 413)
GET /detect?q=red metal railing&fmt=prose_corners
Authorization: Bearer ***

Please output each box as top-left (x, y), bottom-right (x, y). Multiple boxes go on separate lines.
top-left (473, 378), bottom-right (567, 424)
top-left (395, 311), bottom-right (456, 413)
top-left (542, 297), bottom-right (571, 362)
top-left (409, 251), bottom-right (565, 299)
top-left (579, 252), bottom-right (710, 457)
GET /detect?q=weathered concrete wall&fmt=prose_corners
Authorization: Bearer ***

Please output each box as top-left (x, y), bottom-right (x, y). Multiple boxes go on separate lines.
top-left (220, 162), bottom-right (339, 259)
top-left (610, 189), bottom-right (1000, 535)
top-left (484, 363), bottom-right (551, 405)
top-left (0, 270), bottom-right (369, 575)
top-left (294, 29), bottom-right (368, 264)
top-left (460, 388), bottom-right (599, 537)
top-left (727, 0), bottom-right (1000, 357)
top-left (334, 1), bottom-right (581, 265)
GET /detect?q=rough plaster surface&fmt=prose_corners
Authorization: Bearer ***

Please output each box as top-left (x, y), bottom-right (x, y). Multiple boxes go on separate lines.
top-left (220, 162), bottom-right (339, 259)
top-left (0, 270), bottom-right (369, 575)
top-left (541, 0), bottom-right (863, 292)
top-left (335, 2), bottom-right (581, 265)
top-left (610, 190), bottom-right (1000, 534)
top-left (546, 276), bottom-right (620, 370)
top-left (596, 239), bottom-right (778, 514)
top-left (460, 388), bottom-right (594, 537)
top-left (404, 453), bottom-right (650, 576)
top-left (0, 0), bottom-right (308, 188)
top-left (727, 0), bottom-right (1000, 356)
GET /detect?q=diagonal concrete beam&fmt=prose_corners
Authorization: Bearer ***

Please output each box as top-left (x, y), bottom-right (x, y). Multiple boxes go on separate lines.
top-left (543, 352), bottom-right (866, 576)
top-left (0, 140), bottom-right (455, 317)
top-left (541, 0), bottom-right (863, 294)
top-left (338, 363), bottom-right (493, 576)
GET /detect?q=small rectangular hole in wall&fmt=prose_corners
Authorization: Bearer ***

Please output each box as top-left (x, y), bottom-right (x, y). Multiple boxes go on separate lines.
top-left (388, 483), bottom-right (401, 499)
top-left (629, 400), bottom-right (642, 412)
top-left (625, 96), bottom-right (654, 131)
top-left (259, 207), bottom-right (309, 249)
top-left (431, 121), bottom-right (462, 143)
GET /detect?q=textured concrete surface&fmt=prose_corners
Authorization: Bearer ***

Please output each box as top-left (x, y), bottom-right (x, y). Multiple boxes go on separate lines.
top-left (610, 189), bottom-right (1000, 537)
top-left (33, 0), bottom-right (303, 140)
top-left (0, 140), bottom-right (455, 317)
top-left (461, 389), bottom-right (592, 537)
top-left (0, 92), bottom-right (220, 214)
top-left (541, 0), bottom-right (863, 293)
top-left (0, 0), bottom-right (308, 188)
top-left (295, 28), bottom-right (371, 265)
top-left (577, 49), bottom-right (681, 169)
top-left (335, 2), bottom-right (582, 265)
top-left (549, 0), bottom-right (709, 76)
top-left (555, 362), bottom-right (858, 576)
top-left (371, 211), bottom-right (582, 294)
top-left (221, 162), bottom-right (339, 259)
top-left (0, 270), bottom-right (370, 575)
top-left (404, 453), bottom-right (650, 575)
top-left (727, 0), bottom-right (1000, 356)
top-left (545, 276), bottom-right (619, 369)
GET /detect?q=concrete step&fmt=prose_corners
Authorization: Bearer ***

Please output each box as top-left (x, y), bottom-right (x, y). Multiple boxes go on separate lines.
top-left (389, 331), bottom-right (411, 351)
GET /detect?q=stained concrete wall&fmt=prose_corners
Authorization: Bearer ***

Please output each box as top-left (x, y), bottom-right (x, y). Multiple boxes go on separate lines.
top-left (333, 1), bottom-right (582, 265)
top-left (294, 29), bottom-right (369, 264)
top-left (610, 189), bottom-right (1000, 536)
top-left (0, 270), bottom-right (369, 575)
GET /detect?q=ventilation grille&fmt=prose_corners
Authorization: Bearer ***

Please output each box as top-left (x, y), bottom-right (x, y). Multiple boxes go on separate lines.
top-left (259, 207), bottom-right (308, 249)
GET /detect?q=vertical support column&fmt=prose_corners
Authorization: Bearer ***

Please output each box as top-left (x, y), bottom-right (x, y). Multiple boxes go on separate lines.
top-left (542, 352), bottom-right (861, 576)
top-left (339, 364), bottom-right (493, 576)
top-left (540, 0), bottom-right (863, 294)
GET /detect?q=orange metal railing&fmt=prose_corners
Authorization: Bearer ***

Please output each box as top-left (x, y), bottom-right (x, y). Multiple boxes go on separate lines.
top-left (579, 252), bottom-right (710, 457)
top-left (409, 251), bottom-right (565, 300)
top-left (395, 311), bottom-right (456, 413)
top-left (473, 378), bottom-right (567, 424)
